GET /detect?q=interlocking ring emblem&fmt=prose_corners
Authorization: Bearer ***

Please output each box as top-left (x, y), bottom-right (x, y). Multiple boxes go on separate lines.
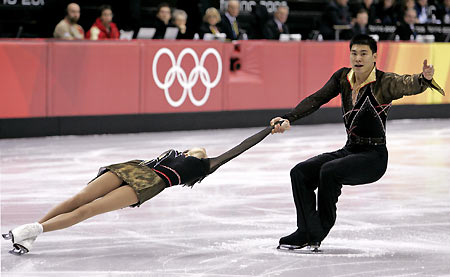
top-left (152, 47), bottom-right (222, 107)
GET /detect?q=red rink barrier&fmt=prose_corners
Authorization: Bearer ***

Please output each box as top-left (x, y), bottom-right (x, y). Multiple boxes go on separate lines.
top-left (0, 41), bottom-right (47, 118)
top-left (0, 40), bottom-right (449, 119)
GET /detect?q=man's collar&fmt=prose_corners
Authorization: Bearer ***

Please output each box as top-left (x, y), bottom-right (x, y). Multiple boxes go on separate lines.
top-left (225, 12), bottom-right (236, 22)
top-left (347, 64), bottom-right (377, 89)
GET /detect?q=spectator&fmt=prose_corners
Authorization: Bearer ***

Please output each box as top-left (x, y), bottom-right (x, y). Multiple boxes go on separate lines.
top-left (415, 0), bottom-right (434, 23)
top-left (199, 7), bottom-right (222, 39)
top-left (172, 9), bottom-right (191, 39)
top-left (263, 5), bottom-right (290, 40)
top-left (396, 8), bottom-right (418, 40)
top-left (249, 3), bottom-right (270, 39)
top-left (436, 0), bottom-right (450, 24)
top-left (375, 0), bottom-right (399, 25)
top-left (153, 2), bottom-right (174, 39)
top-left (352, 9), bottom-right (370, 36)
top-left (398, 0), bottom-right (416, 20)
top-left (53, 3), bottom-right (84, 40)
top-left (220, 0), bottom-right (242, 40)
top-left (353, 0), bottom-right (377, 24)
top-left (320, 0), bottom-right (352, 40)
top-left (86, 5), bottom-right (119, 40)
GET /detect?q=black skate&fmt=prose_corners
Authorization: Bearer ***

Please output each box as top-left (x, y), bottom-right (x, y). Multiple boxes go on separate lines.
top-left (277, 229), bottom-right (322, 253)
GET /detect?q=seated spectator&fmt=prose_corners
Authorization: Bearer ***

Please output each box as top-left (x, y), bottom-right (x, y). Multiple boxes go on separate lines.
top-left (153, 2), bottom-right (174, 39)
top-left (199, 7), bottom-right (222, 39)
top-left (396, 8), bottom-right (418, 40)
top-left (172, 9), bottom-right (191, 39)
top-left (249, 3), bottom-right (269, 39)
top-left (353, 0), bottom-right (377, 24)
top-left (352, 9), bottom-right (370, 36)
top-left (320, 0), bottom-right (352, 40)
top-left (375, 0), bottom-right (399, 25)
top-left (415, 0), bottom-right (435, 23)
top-left (86, 5), bottom-right (119, 40)
top-left (398, 0), bottom-right (416, 20)
top-left (220, 0), bottom-right (242, 40)
top-left (436, 0), bottom-right (450, 24)
top-left (263, 5), bottom-right (290, 40)
top-left (53, 3), bottom-right (84, 40)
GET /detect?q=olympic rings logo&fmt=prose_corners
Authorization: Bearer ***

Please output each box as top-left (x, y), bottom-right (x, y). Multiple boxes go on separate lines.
top-left (152, 48), bottom-right (222, 107)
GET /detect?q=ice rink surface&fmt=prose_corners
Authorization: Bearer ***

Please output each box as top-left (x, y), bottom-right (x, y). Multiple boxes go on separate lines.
top-left (1, 119), bottom-right (450, 276)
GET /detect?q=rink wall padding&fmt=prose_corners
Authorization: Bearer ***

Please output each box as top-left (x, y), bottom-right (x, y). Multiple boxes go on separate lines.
top-left (1, 40), bottom-right (449, 137)
top-left (1, 105), bottom-right (450, 138)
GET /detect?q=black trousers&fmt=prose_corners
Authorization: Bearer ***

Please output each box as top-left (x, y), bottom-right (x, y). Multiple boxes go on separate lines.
top-left (290, 142), bottom-right (388, 240)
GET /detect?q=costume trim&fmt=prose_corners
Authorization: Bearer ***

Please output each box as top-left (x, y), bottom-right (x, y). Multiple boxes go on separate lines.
top-left (160, 165), bottom-right (181, 186)
top-left (152, 169), bottom-right (172, 187)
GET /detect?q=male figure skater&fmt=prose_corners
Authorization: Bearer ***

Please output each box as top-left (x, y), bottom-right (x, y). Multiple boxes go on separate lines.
top-left (271, 34), bottom-right (445, 251)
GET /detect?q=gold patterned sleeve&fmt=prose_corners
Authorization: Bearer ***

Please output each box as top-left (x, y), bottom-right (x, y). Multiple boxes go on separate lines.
top-left (383, 72), bottom-right (445, 102)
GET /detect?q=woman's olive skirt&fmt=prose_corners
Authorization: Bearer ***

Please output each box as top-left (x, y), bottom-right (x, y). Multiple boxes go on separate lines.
top-left (93, 160), bottom-right (167, 207)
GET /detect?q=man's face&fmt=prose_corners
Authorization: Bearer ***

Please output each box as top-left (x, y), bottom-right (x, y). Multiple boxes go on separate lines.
top-left (100, 9), bottom-right (113, 25)
top-left (445, 0), bottom-right (450, 8)
top-left (404, 9), bottom-right (417, 24)
top-left (227, 1), bottom-right (240, 17)
top-left (418, 0), bottom-right (427, 7)
top-left (356, 12), bottom-right (368, 26)
top-left (157, 7), bottom-right (171, 24)
top-left (67, 3), bottom-right (80, 23)
top-left (384, 0), bottom-right (394, 8)
top-left (363, 0), bottom-right (373, 7)
top-left (350, 44), bottom-right (377, 75)
top-left (275, 7), bottom-right (289, 23)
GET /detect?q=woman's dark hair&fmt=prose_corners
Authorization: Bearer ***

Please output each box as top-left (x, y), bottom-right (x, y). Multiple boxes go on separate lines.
top-left (350, 34), bottom-right (377, 53)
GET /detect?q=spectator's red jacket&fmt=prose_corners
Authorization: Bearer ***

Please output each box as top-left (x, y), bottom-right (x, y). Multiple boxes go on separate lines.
top-left (86, 18), bottom-right (119, 40)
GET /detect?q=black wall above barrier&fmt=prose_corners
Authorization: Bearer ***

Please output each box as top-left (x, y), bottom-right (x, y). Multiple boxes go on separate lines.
top-left (1, 104), bottom-right (450, 139)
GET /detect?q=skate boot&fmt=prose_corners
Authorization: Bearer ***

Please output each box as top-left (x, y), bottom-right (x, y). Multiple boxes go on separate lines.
top-left (9, 236), bottom-right (37, 256)
top-left (277, 229), bottom-right (309, 250)
top-left (2, 222), bottom-right (43, 244)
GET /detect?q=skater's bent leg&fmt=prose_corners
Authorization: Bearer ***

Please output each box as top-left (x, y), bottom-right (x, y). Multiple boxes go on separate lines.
top-left (318, 149), bottom-right (387, 237)
top-left (41, 184), bottom-right (138, 232)
top-left (290, 152), bottom-right (345, 240)
top-left (39, 172), bottom-right (123, 224)
top-left (290, 165), bottom-right (319, 232)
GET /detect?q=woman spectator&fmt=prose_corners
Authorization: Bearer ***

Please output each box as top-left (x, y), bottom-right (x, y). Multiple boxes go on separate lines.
top-left (86, 5), bottom-right (119, 40)
top-left (199, 7), bottom-right (222, 39)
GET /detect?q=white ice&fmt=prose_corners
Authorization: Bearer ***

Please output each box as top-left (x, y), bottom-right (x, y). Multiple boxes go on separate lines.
top-left (1, 119), bottom-right (450, 276)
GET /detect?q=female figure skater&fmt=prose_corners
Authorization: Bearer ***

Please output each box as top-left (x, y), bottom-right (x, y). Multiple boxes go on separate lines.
top-left (3, 122), bottom-right (283, 255)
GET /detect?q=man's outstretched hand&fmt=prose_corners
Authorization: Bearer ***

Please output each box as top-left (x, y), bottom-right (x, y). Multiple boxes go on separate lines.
top-left (422, 59), bottom-right (434, 81)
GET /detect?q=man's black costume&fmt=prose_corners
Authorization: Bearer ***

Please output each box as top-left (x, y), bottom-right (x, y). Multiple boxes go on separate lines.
top-left (279, 66), bottom-right (444, 246)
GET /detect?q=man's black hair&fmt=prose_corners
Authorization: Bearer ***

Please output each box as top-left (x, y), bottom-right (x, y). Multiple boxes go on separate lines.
top-left (99, 5), bottom-right (112, 15)
top-left (350, 34), bottom-right (377, 53)
top-left (157, 2), bottom-right (171, 13)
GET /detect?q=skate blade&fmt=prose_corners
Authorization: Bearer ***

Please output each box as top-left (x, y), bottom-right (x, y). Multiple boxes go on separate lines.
top-left (2, 232), bottom-right (12, 240)
top-left (277, 244), bottom-right (321, 253)
top-left (9, 244), bottom-right (29, 256)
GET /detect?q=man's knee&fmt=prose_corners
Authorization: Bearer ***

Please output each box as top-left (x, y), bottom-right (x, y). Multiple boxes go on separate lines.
top-left (290, 164), bottom-right (306, 180)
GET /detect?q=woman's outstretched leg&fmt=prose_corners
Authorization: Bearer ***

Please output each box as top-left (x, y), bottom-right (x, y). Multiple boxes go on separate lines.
top-left (41, 184), bottom-right (138, 232)
top-left (38, 172), bottom-right (123, 224)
